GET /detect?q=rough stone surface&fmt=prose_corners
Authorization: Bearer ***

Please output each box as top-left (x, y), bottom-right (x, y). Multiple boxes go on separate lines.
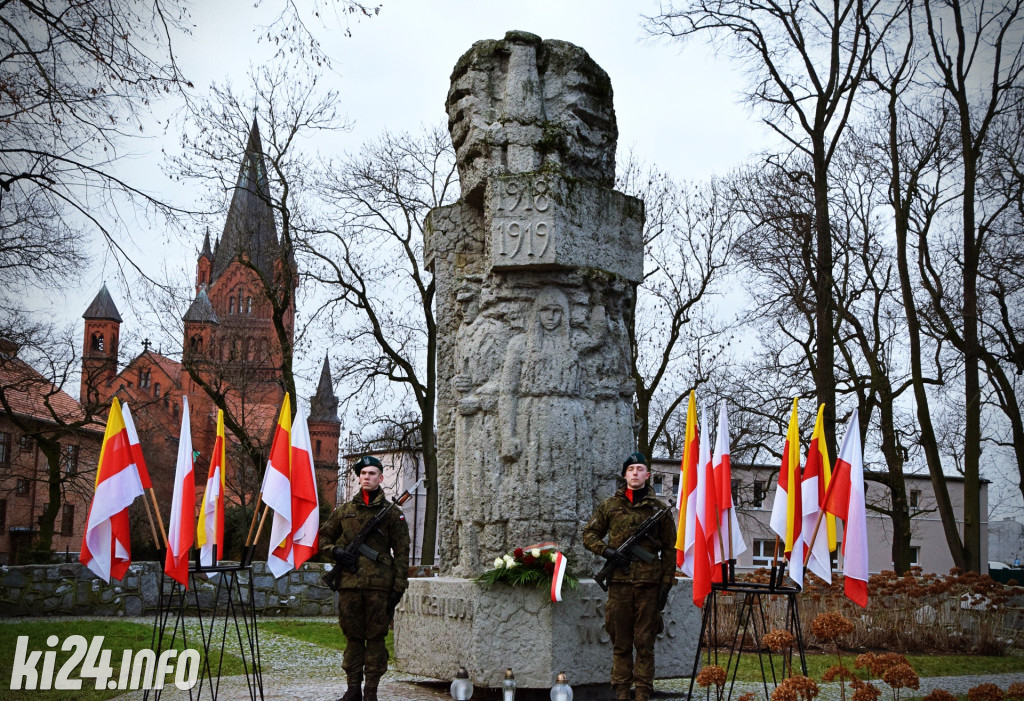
top-left (401, 29), bottom-right (651, 692)
top-left (0, 561), bottom-right (339, 617)
top-left (394, 577), bottom-right (699, 688)
top-left (428, 31), bottom-right (643, 579)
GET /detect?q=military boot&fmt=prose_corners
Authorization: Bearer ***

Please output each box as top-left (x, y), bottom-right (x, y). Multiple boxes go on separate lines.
top-left (336, 682), bottom-right (362, 701)
top-left (362, 685), bottom-right (378, 701)
top-left (635, 688), bottom-right (651, 701)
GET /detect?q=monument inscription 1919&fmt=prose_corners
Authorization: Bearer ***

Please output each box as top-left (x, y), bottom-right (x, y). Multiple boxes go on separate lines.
top-left (395, 30), bottom-right (698, 689)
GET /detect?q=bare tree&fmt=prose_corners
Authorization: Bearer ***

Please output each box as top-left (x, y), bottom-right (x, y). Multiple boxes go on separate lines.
top-left (646, 0), bottom-right (898, 461)
top-left (304, 125), bottom-right (458, 566)
top-left (617, 158), bottom-right (736, 457)
top-left (919, 0), bottom-right (1024, 571)
top-left (162, 65), bottom-right (346, 509)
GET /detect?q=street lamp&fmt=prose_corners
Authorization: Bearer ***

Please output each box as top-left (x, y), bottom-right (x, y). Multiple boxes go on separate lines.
top-left (502, 668), bottom-right (516, 701)
top-left (450, 666), bottom-right (473, 700)
top-left (550, 671), bottom-right (573, 701)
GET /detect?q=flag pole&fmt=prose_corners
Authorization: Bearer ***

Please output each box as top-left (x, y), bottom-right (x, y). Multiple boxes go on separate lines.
top-left (147, 488), bottom-right (169, 550)
top-left (139, 492), bottom-right (159, 547)
top-left (252, 503), bottom-right (271, 544)
top-left (244, 494), bottom-right (264, 548)
top-left (802, 458), bottom-right (843, 567)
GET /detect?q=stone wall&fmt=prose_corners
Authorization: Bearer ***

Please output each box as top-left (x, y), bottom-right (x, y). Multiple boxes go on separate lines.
top-left (0, 561), bottom-right (338, 617)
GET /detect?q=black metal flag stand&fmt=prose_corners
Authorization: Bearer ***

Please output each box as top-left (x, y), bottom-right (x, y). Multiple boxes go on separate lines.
top-left (145, 556), bottom-right (263, 701)
top-left (688, 562), bottom-right (807, 701)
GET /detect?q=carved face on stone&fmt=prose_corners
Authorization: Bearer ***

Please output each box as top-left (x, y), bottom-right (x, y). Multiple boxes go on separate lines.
top-left (539, 303), bottom-right (562, 331)
top-left (533, 289), bottom-right (569, 336)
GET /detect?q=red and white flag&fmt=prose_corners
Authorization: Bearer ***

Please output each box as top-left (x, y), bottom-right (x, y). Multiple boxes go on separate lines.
top-left (770, 398), bottom-right (804, 587)
top-left (692, 404), bottom-right (717, 607)
top-left (263, 395), bottom-right (293, 578)
top-left (824, 409), bottom-right (869, 607)
top-left (197, 409), bottom-right (226, 567)
top-left (121, 403), bottom-right (153, 491)
top-left (80, 398), bottom-right (145, 582)
top-left (802, 404), bottom-right (833, 583)
top-left (164, 397), bottom-right (195, 587)
top-left (675, 391), bottom-right (699, 573)
top-left (288, 403), bottom-right (319, 570)
top-left (711, 401), bottom-right (746, 569)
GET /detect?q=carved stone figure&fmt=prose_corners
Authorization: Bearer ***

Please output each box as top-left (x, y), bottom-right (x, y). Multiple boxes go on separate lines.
top-left (392, 32), bottom-right (708, 692)
top-left (425, 30), bottom-right (644, 576)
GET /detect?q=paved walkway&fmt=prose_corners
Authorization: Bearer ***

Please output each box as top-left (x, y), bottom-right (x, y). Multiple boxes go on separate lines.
top-left (97, 616), bottom-right (1024, 701)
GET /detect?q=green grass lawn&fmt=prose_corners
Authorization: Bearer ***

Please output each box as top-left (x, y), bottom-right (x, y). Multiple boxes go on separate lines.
top-left (0, 620), bottom-right (247, 701)
top-left (710, 650), bottom-right (1024, 682)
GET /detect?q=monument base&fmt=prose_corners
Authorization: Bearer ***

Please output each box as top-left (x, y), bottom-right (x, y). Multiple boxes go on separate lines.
top-left (393, 577), bottom-right (699, 689)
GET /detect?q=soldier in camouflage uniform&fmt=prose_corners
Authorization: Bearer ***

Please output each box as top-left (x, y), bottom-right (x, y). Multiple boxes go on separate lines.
top-left (319, 455), bottom-right (410, 701)
top-left (583, 451), bottom-right (677, 701)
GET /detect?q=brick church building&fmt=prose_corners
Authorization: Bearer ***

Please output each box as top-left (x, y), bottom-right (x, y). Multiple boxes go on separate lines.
top-left (79, 118), bottom-right (342, 532)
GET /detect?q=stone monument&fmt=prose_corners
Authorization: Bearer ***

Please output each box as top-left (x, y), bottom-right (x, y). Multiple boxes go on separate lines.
top-left (394, 31), bottom-right (698, 691)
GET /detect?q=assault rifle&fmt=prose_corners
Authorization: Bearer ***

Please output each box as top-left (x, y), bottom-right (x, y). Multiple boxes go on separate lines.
top-left (323, 478), bottom-right (424, 592)
top-left (594, 506), bottom-right (671, 591)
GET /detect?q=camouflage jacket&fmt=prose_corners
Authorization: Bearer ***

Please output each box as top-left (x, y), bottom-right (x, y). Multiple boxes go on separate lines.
top-left (318, 489), bottom-right (410, 592)
top-left (582, 486), bottom-right (677, 586)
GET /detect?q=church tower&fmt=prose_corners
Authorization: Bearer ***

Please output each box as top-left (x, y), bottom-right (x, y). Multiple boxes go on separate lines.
top-left (80, 284), bottom-right (122, 405)
top-left (308, 353), bottom-right (341, 507)
top-left (181, 115), bottom-right (295, 404)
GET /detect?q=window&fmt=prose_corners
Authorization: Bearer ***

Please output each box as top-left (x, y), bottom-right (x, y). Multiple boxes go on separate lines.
top-left (909, 489), bottom-right (920, 508)
top-left (15, 478), bottom-right (28, 495)
top-left (652, 474), bottom-right (664, 495)
top-left (154, 382), bottom-right (161, 398)
top-left (752, 539), bottom-right (774, 568)
top-left (61, 444), bottom-right (79, 475)
top-left (753, 480), bottom-right (768, 508)
top-left (140, 370), bottom-right (150, 389)
top-left (91, 332), bottom-right (104, 352)
top-left (731, 479), bottom-right (740, 505)
top-left (19, 435), bottom-right (34, 452)
top-left (163, 395), bottom-right (170, 409)
top-left (229, 298), bottom-right (235, 314)
top-left (0, 499), bottom-right (6, 534)
top-left (0, 431), bottom-right (11, 467)
top-left (908, 546), bottom-right (920, 566)
top-left (61, 504), bottom-right (75, 536)
top-left (246, 297), bottom-right (253, 314)
top-left (315, 439), bottom-right (322, 458)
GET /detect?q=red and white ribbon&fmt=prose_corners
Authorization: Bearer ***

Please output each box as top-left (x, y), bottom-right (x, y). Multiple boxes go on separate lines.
top-left (550, 550), bottom-right (567, 602)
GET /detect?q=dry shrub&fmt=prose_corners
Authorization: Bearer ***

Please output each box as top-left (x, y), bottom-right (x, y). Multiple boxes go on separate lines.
top-left (764, 628), bottom-right (796, 651)
top-left (812, 611), bottom-right (855, 642)
top-left (968, 684), bottom-right (1005, 701)
top-left (851, 680), bottom-right (881, 701)
top-left (696, 664), bottom-right (728, 688)
top-left (785, 569), bottom-right (1024, 654)
top-left (1005, 683), bottom-right (1024, 701)
top-left (772, 675), bottom-right (820, 701)
top-left (922, 690), bottom-right (957, 701)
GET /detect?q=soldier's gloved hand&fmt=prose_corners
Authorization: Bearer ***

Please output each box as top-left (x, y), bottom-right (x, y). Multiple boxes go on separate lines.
top-left (602, 546), bottom-right (629, 568)
top-left (658, 583), bottom-right (672, 611)
top-left (331, 546), bottom-right (358, 570)
top-left (386, 589), bottom-right (404, 617)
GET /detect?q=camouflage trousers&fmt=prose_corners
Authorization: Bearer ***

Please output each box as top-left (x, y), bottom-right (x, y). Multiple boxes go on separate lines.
top-left (605, 582), bottom-right (662, 699)
top-left (337, 588), bottom-right (392, 686)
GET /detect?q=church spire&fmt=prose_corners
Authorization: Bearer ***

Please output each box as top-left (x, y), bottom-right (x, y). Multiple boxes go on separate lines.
top-left (210, 114), bottom-right (279, 285)
top-left (309, 353), bottom-right (340, 423)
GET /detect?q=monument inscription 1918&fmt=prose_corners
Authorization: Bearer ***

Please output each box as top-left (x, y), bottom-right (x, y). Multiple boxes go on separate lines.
top-left (394, 30), bottom-right (697, 690)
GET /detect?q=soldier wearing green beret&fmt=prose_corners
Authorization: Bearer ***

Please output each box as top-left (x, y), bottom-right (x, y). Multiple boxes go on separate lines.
top-left (583, 451), bottom-right (677, 701)
top-left (319, 455), bottom-right (410, 701)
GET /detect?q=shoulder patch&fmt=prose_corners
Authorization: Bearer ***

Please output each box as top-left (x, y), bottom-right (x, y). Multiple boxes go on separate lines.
top-left (398, 514), bottom-right (406, 520)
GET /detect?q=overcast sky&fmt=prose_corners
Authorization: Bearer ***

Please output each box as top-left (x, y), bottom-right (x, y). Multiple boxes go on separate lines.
top-left (37, 0), bottom-right (774, 356)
